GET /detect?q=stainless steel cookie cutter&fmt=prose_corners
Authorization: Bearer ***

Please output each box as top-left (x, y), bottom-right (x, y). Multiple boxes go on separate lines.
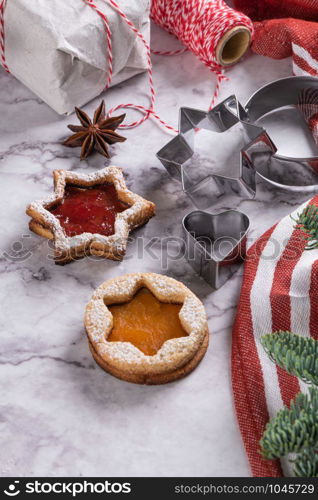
top-left (157, 95), bottom-right (276, 209)
top-left (183, 209), bottom-right (250, 289)
top-left (245, 76), bottom-right (318, 191)
top-left (157, 77), bottom-right (318, 205)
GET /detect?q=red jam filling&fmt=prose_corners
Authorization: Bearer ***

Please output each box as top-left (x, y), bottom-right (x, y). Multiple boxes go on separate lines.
top-left (50, 183), bottom-right (128, 236)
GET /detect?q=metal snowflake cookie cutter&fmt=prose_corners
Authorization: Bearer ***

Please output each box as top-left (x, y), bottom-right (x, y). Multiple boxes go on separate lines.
top-left (244, 76), bottom-right (318, 192)
top-left (156, 95), bottom-right (276, 209)
top-left (182, 209), bottom-right (250, 289)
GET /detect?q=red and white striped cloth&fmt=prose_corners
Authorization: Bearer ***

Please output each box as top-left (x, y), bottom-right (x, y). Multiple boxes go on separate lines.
top-left (298, 88), bottom-right (318, 145)
top-left (233, 0), bottom-right (318, 78)
top-left (232, 195), bottom-right (318, 477)
top-left (233, 0), bottom-right (318, 21)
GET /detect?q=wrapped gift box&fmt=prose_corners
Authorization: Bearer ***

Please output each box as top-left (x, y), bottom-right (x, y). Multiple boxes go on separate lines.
top-left (1, 0), bottom-right (150, 114)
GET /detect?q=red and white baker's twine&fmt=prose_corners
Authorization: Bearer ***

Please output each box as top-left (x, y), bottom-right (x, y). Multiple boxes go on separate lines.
top-left (82, 0), bottom-right (177, 131)
top-left (151, 0), bottom-right (253, 106)
top-left (0, 0), bottom-right (9, 73)
top-left (0, 0), bottom-right (253, 132)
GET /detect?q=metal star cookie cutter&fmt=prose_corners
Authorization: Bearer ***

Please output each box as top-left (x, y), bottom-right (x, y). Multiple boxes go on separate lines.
top-left (183, 209), bottom-right (250, 289)
top-left (244, 76), bottom-right (318, 191)
top-left (157, 95), bottom-right (276, 209)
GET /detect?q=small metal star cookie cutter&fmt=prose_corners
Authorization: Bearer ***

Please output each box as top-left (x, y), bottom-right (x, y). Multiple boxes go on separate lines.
top-left (183, 209), bottom-right (250, 289)
top-left (157, 95), bottom-right (276, 209)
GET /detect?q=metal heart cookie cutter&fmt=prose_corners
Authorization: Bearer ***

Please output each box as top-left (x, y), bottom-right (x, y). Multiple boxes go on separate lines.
top-left (183, 209), bottom-right (250, 289)
top-left (157, 76), bottom-right (318, 208)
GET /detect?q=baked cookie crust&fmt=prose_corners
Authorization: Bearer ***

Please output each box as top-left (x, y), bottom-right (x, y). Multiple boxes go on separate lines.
top-left (26, 167), bottom-right (155, 264)
top-left (85, 273), bottom-right (209, 384)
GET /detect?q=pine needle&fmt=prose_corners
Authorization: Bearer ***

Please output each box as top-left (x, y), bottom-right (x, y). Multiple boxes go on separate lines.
top-left (292, 204), bottom-right (318, 250)
top-left (260, 331), bottom-right (318, 476)
top-left (293, 448), bottom-right (318, 477)
top-left (261, 331), bottom-right (318, 386)
top-left (260, 387), bottom-right (318, 460)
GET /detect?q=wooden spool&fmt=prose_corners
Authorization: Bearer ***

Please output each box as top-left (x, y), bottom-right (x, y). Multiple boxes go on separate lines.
top-left (216, 25), bottom-right (251, 66)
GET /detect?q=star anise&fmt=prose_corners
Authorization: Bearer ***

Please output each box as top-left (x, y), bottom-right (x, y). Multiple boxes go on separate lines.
top-left (63, 101), bottom-right (126, 160)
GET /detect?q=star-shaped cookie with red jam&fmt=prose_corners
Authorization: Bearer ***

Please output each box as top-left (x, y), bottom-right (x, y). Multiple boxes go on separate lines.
top-left (26, 167), bottom-right (155, 264)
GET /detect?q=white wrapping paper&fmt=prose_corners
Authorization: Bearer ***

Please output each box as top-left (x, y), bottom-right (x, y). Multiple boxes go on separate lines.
top-left (2, 0), bottom-right (150, 114)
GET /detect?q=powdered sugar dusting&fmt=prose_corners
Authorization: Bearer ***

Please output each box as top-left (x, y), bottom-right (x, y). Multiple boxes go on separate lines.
top-left (85, 273), bottom-right (208, 376)
top-left (86, 299), bottom-right (113, 343)
top-left (26, 166), bottom-right (155, 260)
top-left (180, 295), bottom-right (206, 333)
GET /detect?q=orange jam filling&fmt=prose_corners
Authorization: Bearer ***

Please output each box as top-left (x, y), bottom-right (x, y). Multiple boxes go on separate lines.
top-left (107, 288), bottom-right (188, 356)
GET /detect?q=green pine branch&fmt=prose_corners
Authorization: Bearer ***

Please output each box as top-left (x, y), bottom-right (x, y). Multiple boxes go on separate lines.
top-left (260, 387), bottom-right (318, 460)
top-left (293, 204), bottom-right (318, 250)
top-left (261, 331), bottom-right (318, 386)
top-left (293, 448), bottom-right (318, 478)
top-left (259, 331), bottom-right (318, 476)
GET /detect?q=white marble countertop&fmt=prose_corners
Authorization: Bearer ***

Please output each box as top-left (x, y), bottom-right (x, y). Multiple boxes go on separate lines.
top-left (0, 24), bottom-right (313, 477)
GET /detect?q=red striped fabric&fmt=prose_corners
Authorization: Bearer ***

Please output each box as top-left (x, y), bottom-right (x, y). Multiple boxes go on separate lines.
top-left (293, 52), bottom-right (318, 77)
top-left (232, 226), bottom-right (283, 477)
top-left (232, 195), bottom-right (318, 476)
top-left (232, 1), bottom-right (318, 195)
top-left (234, 0), bottom-right (318, 22)
top-left (233, 0), bottom-right (318, 78)
top-left (298, 89), bottom-right (318, 146)
top-left (270, 231), bottom-right (304, 407)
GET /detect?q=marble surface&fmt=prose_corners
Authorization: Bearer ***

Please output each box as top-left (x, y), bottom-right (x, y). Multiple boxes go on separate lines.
top-left (0, 24), bottom-right (314, 478)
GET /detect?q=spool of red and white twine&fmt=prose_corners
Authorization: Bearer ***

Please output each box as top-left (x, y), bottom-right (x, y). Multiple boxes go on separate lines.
top-left (151, 0), bottom-right (253, 104)
top-left (0, 0), bottom-right (253, 132)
